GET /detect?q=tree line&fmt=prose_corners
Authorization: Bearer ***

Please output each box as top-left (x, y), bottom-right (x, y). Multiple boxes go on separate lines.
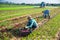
top-left (0, 2), bottom-right (60, 6)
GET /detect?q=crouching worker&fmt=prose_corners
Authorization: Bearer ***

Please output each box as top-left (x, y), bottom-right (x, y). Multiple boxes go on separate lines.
top-left (42, 10), bottom-right (50, 19)
top-left (25, 16), bottom-right (38, 30)
top-left (19, 16), bottom-right (38, 36)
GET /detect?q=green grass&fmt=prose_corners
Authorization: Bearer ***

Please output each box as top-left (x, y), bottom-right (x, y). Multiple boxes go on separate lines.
top-left (21, 13), bottom-right (60, 40)
top-left (0, 7), bottom-right (53, 21)
top-left (0, 6), bottom-right (34, 10)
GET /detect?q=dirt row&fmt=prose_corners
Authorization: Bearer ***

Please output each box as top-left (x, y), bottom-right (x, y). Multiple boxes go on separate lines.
top-left (0, 8), bottom-right (56, 23)
top-left (0, 8), bottom-right (59, 33)
top-left (0, 8), bottom-right (60, 40)
top-left (0, 8), bottom-right (39, 21)
top-left (10, 8), bottom-right (60, 40)
top-left (8, 8), bottom-right (60, 27)
top-left (33, 9), bottom-right (60, 40)
top-left (0, 8), bottom-right (59, 29)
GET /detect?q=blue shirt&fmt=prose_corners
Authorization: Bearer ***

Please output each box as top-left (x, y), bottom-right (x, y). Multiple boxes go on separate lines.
top-left (27, 19), bottom-right (38, 28)
top-left (44, 10), bottom-right (49, 15)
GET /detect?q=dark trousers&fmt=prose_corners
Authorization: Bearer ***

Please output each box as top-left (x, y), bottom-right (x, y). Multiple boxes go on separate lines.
top-left (43, 14), bottom-right (50, 19)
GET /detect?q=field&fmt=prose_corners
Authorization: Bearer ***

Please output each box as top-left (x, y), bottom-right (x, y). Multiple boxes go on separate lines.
top-left (21, 12), bottom-right (60, 40)
top-left (0, 4), bottom-right (60, 40)
top-left (0, 6), bottom-right (55, 21)
top-left (0, 5), bottom-right (56, 28)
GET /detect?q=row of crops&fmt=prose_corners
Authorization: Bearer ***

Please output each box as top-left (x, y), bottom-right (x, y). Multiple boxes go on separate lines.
top-left (0, 7), bottom-right (60, 40)
top-left (0, 7), bottom-right (53, 21)
top-left (0, 8), bottom-right (59, 30)
top-left (21, 9), bottom-right (60, 40)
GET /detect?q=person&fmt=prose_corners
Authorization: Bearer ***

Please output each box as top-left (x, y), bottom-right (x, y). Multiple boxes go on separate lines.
top-left (25, 16), bottom-right (38, 30)
top-left (42, 10), bottom-right (50, 19)
top-left (40, 2), bottom-right (45, 8)
top-left (19, 16), bottom-right (38, 35)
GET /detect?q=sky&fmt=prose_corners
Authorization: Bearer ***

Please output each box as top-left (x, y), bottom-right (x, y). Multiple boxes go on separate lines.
top-left (0, 0), bottom-right (60, 4)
